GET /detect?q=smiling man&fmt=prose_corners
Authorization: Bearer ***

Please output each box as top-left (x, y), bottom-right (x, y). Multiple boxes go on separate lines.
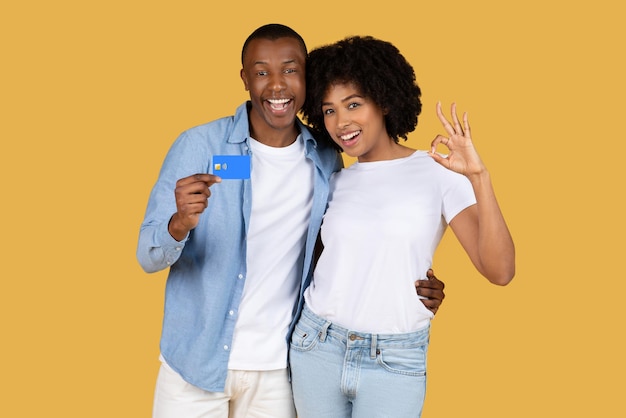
top-left (137, 24), bottom-right (446, 418)
top-left (241, 36), bottom-right (306, 145)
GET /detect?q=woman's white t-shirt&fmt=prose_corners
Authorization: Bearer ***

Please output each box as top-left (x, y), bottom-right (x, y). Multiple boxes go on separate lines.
top-left (305, 151), bottom-right (476, 334)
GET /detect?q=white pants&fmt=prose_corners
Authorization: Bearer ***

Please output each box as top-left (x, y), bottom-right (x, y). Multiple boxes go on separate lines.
top-left (152, 361), bottom-right (296, 418)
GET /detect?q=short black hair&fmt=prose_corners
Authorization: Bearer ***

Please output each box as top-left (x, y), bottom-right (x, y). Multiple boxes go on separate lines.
top-left (302, 36), bottom-right (422, 150)
top-left (241, 24), bottom-right (308, 65)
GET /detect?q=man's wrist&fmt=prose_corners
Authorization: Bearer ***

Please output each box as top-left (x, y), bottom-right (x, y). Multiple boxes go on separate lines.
top-left (168, 214), bottom-right (189, 241)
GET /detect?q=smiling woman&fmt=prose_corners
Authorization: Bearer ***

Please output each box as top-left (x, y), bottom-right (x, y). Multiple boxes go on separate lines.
top-left (289, 35), bottom-right (515, 418)
top-left (321, 83), bottom-right (399, 162)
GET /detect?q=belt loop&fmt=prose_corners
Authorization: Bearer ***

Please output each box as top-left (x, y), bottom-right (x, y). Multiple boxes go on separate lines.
top-left (370, 334), bottom-right (378, 359)
top-left (319, 321), bottom-right (331, 342)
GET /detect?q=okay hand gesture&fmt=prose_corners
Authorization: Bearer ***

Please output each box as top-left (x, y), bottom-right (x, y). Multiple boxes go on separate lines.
top-left (429, 102), bottom-right (486, 178)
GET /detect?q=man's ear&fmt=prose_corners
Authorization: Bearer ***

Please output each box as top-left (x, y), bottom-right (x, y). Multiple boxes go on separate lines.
top-left (240, 68), bottom-right (249, 91)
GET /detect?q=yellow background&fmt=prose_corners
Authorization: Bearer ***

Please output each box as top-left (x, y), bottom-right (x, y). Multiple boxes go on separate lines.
top-left (2, 0), bottom-right (624, 416)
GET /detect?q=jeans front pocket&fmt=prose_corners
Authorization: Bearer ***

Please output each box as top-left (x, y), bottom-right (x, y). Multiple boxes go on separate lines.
top-left (289, 319), bottom-right (321, 352)
top-left (377, 343), bottom-right (428, 377)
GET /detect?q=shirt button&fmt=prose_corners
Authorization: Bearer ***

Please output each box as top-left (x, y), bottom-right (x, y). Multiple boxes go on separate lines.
top-left (229, 310), bottom-right (234, 316)
top-left (175, 247), bottom-right (181, 251)
top-left (238, 274), bottom-right (244, 279)
top-left (223, 345), bottom-right (229, 350)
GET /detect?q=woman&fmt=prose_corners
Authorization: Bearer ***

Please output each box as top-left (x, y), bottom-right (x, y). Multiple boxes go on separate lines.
top-left (289, 36), bottom-right (515, 417)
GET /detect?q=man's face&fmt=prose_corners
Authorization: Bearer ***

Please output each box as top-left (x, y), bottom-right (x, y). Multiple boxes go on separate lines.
top-left (241, 37), bottom-right (306, 136)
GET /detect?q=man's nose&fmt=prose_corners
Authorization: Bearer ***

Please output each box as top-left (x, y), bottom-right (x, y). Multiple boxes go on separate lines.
top-left (270, 73), bottom-right (286, 91)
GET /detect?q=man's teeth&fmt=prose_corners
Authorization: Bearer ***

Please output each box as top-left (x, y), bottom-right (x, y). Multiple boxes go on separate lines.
top-left (340, 131), bottom-right (360, 141)
top-left (268, 99), bottom-right (290, 109)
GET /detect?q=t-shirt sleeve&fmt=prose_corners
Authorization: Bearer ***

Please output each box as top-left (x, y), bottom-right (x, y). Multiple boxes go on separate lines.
top-left (441, 170), bottom-right (477, 224)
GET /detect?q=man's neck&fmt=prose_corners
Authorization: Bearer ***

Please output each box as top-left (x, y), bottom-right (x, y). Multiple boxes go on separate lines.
top-left (250, 124), bottom-right (299, 148)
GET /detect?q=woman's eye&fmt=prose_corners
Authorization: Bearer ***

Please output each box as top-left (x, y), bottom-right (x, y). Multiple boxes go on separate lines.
top-left (348, 102), bottom-right (360, 109)
top-left (323, 108), bottom-right (334, 115)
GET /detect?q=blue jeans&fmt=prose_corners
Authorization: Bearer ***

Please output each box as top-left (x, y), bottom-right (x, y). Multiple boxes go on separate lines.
top-left (289, 304), bottom-right (430, 418)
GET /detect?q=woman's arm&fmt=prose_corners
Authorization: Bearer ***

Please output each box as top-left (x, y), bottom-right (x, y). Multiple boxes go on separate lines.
top-left (429, 102), bottom-right (515, 285)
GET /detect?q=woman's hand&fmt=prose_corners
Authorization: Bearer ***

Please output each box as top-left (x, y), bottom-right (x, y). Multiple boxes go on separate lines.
top-left (429, 102), bottom-right (486, 179)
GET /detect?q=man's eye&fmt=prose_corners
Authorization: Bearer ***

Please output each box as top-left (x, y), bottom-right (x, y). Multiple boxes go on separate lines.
top-left (257, 71), bottom-right (268, 76)
top-left (284, 68), bottom-right (296, 74)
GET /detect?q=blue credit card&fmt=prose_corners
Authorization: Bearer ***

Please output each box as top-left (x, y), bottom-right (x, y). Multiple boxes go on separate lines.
top-left (211, 155), bottom-right (251, 179)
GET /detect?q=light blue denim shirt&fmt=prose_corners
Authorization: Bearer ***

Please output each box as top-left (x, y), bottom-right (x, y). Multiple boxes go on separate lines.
top-left (137, 101), bottom-right (343, 392)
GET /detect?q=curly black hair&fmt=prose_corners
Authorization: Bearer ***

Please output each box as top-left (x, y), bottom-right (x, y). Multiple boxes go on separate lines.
top-left (302, 36), bottom-right (422, 151)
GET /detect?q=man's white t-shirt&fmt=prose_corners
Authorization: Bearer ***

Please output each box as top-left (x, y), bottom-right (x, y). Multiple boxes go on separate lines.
top-left (228, 135), bottom-right (314, 370)
top-left (305, 151), bottom-right (476, 334)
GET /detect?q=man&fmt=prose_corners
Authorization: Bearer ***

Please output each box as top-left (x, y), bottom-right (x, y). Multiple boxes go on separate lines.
top-left (137, 24), bottom-right (445, 418)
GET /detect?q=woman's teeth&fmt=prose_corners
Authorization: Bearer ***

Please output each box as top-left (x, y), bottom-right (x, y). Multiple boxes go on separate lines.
top-left (340, 131), bottom-right (360, 141)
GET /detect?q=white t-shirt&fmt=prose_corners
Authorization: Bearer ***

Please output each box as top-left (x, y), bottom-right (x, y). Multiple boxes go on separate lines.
top-left (305, 151), bottom-right (476, 334)
top-left (228, 135), bottom-right (314, 370)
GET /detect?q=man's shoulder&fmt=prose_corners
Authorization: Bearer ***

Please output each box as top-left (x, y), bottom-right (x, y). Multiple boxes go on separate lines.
top-left (184, 115), bottom-right (235, 134)
top-left (308, 130), bottom-right (342, 166)
top-left (298, 123), bottom-right (335, 151)
top-left (179, 102), bottom-right (249, 143)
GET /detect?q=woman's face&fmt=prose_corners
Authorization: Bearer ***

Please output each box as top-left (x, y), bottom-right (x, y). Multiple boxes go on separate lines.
top-left (321, 82), bottom-right (391, 162)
